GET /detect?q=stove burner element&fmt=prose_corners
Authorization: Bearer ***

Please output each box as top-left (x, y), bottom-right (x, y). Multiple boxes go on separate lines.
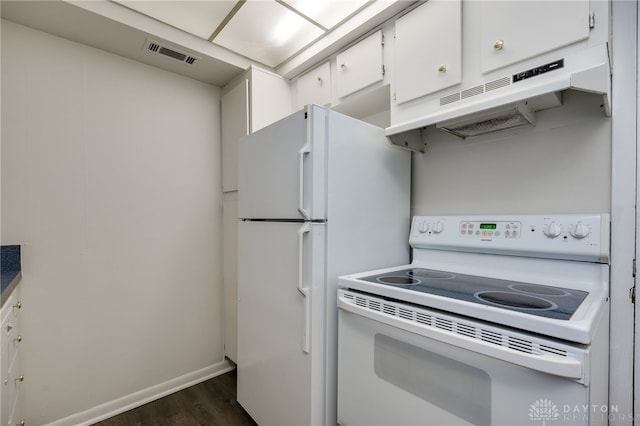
top-left (377, 276), bottom-right (421, 286)
top-left (510, 284), bottom-right (570, 296)
top-left (359, 267), bottom-right (587, 320)
top-left (407, 270), bottom-right (455, 279)
top-left (475, 291), bottom-right (557, 311)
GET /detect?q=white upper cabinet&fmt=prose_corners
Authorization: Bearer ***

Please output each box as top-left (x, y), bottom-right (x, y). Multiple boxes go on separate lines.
top-left (336, 30), bottom-right (384, 98)
top-left (296, 62), bottom-right (332, 108)
top-left (394, 0), bottom-right (462, 104)
top-left (221, 66), bottom-right (292, 192)
top-left (480, 0), bottom-right (590, 73)
top-left (221, 79), bottom-right (249, 193)
top-left (250, 67), bottom-right (293, 133)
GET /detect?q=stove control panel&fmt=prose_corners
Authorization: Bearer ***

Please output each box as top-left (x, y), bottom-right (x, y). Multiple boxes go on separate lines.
top-left (458, 220), bottom-right (522, 239)
top-left (410, 214), bottom-right (610, 263)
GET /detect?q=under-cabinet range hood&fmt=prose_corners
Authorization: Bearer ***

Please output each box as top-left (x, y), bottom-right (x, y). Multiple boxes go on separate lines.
top-left (387, 45), bottom-right (611, 150)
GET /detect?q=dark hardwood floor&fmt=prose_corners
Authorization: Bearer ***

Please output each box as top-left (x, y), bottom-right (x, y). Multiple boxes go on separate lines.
top-left (92, 370), bottom-right (256, 426)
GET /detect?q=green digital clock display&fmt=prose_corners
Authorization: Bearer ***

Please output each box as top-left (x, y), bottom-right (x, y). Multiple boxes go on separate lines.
top-left (479, 223), bottom-right (497, 230)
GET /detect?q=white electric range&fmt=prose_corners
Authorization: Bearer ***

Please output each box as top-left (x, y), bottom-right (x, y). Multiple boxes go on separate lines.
top-left (337, 214), bottom-right (610, 426)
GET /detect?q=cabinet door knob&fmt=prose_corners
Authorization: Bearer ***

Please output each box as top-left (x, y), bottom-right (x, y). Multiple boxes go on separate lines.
top-left (438, 64), bottom-right (447, 73)
top-left (340, 63), bottom-right (347, 69)
top-left (13, 301), bottom-right (22, 309)
top-left (16, 374), bottom-right (24, 383)
top-left (493, 39), bottom-right (504, 50)
top-left (317, 76), bottom-right (322, 83)
top-left (17, 420), bottom-right (25, 426)
top-left (14, 335), bottom-right (22, 343)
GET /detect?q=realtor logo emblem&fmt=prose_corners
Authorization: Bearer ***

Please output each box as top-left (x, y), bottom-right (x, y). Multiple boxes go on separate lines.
top-left (529, 399), bottom-right (560, 425)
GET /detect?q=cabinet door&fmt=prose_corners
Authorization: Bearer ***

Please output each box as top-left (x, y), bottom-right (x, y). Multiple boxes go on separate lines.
top-left (296, 62), bottom-right (331, 108)
top-left (7, 356), bottom-right (22, 426)
top-left (250, 68), bottom-right (292, 133)
top-left (221, 79), bottom-right (249, 192)
top-left (6, 295), bottom-right (22, 426)
top-left (394, 0), bottom-right (462, 104)
top-left (1, 309), bottom-right (9, 426)
top-left (336, 31), bottom-right (384, 98)
top-left (480, 0), bottom-right (590, 73)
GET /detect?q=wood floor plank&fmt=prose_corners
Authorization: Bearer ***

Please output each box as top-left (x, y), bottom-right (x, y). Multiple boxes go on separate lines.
top-left (92, 370), bottom-right (256, 426)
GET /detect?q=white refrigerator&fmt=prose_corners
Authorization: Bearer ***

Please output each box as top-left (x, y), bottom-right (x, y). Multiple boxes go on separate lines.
top-left (237, 104), bottom-right (410, 426)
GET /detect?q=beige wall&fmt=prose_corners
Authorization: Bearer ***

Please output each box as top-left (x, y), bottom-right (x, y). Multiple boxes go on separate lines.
top-left (1, 20), bottom-right (225, 425)
top-left (410, 90), bottom-right (611, 216)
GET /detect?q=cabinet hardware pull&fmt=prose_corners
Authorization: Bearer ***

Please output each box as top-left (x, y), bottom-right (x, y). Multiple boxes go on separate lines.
top-left (493, 39), bottom-right (504, 50)
top-left (438, 64), bottom-right (447, 73)
top-left (340, 63), bottom-right (347, 69)
top-left (14, 335), bottom-right (22, 343)
top-left (317, 76), bottom-right (322, 83)
top-left (17, 420), bottom-right (25, 426)
top-left (13, 301), bottom-right (22, 309)
top-left (15, 375), bottom-right (24, 383)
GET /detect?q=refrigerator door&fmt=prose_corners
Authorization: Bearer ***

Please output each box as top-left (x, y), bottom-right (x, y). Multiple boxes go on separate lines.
top-left (238, 106), bottom-right (327, 221)
top-left (237, 220), bottom-right (327, 426)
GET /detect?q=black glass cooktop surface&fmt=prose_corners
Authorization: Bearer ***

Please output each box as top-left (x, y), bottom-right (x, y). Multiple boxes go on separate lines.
top-left (360, 268), bottom-right (588, 320)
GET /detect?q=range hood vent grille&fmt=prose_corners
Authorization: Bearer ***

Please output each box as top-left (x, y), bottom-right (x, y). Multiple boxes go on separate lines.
top-left (440, 93), bottom-right (460, 106)
top-left (441, 76), bottom-right (513, 106)
top-left (437, 103), bottom-right (537, 139)
top-left (144, 39), bottom-right (199, 65)
top-left (485, 76), bottom-right (511, 91)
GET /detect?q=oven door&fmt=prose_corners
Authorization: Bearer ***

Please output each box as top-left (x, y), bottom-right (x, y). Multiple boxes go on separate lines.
top-left (337, 290), bottom-right (603, 426)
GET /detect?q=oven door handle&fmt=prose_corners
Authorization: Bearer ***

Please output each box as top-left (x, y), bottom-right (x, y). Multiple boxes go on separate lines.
top-left (338, 295), bottom-right (584, 380)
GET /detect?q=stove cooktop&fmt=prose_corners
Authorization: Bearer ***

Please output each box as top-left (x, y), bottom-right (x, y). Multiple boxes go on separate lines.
top-left (359, 268), bottom-right (588, 320)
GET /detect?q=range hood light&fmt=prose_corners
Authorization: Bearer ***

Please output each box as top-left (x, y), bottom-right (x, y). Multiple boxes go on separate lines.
top-left (436, 102), bottom-right (536, 139)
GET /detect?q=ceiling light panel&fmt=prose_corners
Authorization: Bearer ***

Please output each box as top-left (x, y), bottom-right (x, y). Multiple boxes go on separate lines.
top-left (113, 0), bottom-right (238, 40)
top-left (283, 0), bottom-right (371, 29)
top-left (213, 0), bottom-right (324, 67)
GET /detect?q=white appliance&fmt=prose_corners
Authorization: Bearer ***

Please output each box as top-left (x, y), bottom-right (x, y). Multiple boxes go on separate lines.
top-left (338, 214), bottom-right (610, 426)
top-left (236, 104), bottom-right (411, 426)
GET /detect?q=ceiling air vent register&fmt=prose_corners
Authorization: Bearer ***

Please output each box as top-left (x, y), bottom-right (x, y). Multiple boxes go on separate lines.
top-left (144, 39), bottom-right (199, 65)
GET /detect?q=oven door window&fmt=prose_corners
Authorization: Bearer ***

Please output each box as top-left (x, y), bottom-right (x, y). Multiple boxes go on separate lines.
top-left (374, 333), bottom-right (491, 425)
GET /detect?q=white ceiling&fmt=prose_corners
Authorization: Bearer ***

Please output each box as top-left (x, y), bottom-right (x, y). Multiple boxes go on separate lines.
top-left (1, 0), bottom-right (416, 87)
top-left (113, 0), bottom-right (372, 68)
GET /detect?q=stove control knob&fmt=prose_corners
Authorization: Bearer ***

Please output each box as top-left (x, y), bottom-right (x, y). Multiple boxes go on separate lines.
top-left (543, 222), bottom-right (562, 238)
top-left (431, 221), bottom-right (444, 234)
top-left (418, 221), bottom-right (430, 234)
top-left (569, 222), bottom-right (590, 239)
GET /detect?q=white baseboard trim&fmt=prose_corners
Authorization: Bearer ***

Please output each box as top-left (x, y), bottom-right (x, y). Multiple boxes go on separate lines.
top-left (46, 359), bottom-right (235, 426)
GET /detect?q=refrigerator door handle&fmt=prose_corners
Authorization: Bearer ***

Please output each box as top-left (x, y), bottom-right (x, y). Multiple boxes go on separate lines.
top-left (297, 222), bottom-right (312, 354)
top-left (298, 142), bottom-right (311, 220)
